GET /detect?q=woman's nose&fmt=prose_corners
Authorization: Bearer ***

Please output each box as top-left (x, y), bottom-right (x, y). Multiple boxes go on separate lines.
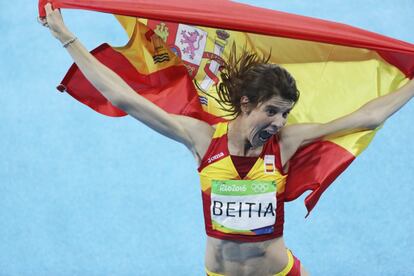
top-left (272, 114), bottom-right (287, 129)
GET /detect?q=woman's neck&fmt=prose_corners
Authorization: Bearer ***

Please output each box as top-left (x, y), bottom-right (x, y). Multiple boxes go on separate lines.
top-left (228, 116), bottom-right (261, 156)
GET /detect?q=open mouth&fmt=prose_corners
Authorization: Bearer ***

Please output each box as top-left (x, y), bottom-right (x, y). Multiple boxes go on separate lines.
top-left (258, 130), bottom-right (273, 142)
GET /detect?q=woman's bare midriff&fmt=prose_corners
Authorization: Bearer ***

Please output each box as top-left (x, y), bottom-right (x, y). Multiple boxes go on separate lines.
top-left (205, 236), bottom-right (288, 276)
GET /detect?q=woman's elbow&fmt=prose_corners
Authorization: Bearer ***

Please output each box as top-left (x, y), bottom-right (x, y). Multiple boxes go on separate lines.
top-left (364, 113), bottom-right (383, 130)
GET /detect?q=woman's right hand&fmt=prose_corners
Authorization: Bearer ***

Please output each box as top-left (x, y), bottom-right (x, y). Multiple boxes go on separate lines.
top-left (40, 3), bottom-right (74, 43)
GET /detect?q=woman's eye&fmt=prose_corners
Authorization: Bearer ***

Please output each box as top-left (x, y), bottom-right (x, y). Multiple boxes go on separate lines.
top-left (267, 109), bottom-right (277, 116)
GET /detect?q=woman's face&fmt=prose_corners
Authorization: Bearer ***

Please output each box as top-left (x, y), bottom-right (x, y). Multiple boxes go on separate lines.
top-left (242, 95), bottom-right (294, 147)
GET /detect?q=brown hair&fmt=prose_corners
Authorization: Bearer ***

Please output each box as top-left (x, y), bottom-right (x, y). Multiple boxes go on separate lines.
top-left (201, 43), bottom-right (300, 117)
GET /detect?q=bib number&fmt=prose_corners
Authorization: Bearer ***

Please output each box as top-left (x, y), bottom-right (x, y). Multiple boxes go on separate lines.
top-left (210, 180), bottom-right (277, 235)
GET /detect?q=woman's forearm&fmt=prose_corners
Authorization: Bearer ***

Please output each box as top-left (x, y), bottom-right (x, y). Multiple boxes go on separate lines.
top-left (361, 79), bottom-right (414, 127)
top-left (42, 3), bottom-right (131, 107)
top-left (61, 30), bottom-right (131, 107)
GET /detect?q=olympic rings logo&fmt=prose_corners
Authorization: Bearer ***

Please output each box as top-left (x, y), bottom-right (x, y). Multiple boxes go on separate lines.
top-left (252, 183), bottom-right (269, 193)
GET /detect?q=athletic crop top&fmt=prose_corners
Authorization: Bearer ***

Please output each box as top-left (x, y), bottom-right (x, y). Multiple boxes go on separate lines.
top-left (198, 122), bottom-right (287, 242)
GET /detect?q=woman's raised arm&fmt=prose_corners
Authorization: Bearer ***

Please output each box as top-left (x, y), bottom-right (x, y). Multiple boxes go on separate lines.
top-left (41, 3), bottom-right (214, 159)
top-left (279, 78), bottom-right (414, 165)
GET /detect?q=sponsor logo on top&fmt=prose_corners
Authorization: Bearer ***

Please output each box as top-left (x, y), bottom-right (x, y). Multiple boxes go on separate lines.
top-left (207, 152), bottom-right (224, 164)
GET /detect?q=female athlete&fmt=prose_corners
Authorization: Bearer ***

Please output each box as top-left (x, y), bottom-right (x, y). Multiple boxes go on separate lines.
top-left (41, 3), bottom-right (414, 276)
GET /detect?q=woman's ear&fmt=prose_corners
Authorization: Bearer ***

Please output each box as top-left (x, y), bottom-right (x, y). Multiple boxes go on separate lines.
top-left (240, 96), bottom-right (251, 114)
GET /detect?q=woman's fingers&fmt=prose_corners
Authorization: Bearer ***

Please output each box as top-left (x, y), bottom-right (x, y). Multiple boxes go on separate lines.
top-left (44, 3), bottom-right (61, 24)
top-left (37, 3), bottom-right (52, 28)
top-left (43, 3), bottom-right (65, 32)
top-left (44, 3), bottom-right (53, 14)
top-left (41, 2), bottom-right (72, 43)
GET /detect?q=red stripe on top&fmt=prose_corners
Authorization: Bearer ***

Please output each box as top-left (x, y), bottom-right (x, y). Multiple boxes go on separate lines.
top-left (197, 134), bottom-right (229, 172)
top-left (270, 135), bottom-right (285, 175)
top-left (230, 155), bottom-right (258, 179)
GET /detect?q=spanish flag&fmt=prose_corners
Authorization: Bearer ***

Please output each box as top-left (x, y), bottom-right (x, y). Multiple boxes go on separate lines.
top-left (39, 0), bottom-right (414, 215)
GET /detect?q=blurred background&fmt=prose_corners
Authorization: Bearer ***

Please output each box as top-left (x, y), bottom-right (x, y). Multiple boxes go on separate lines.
top-left (0, 0), bottom-right (413, 275)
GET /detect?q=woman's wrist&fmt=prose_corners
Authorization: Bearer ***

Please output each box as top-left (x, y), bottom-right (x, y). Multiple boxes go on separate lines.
top-left (57, 29), bottom-right (75, 44)
top-left (62, 37), bottom-right (78, 48)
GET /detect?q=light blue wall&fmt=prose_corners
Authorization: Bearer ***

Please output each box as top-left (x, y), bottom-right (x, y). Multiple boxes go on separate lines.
top-left (0, 1), bottom-right (413, 275)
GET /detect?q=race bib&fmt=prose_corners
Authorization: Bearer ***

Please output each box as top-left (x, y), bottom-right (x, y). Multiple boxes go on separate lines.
top-left (210, 179), bottom-right (277, 235)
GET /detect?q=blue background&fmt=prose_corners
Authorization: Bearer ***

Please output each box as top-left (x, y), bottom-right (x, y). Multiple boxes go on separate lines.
top-left (1, 1), bottom-right (413, 275)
